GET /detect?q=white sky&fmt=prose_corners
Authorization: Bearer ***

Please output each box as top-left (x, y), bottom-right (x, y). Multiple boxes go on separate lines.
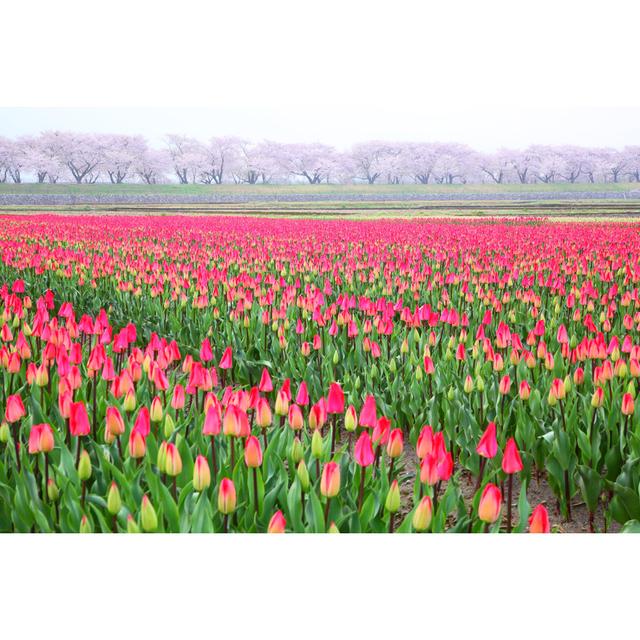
top-left (1, 0), bottom-right (639, 151)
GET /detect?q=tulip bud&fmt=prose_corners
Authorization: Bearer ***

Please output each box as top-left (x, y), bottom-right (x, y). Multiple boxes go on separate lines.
top-left (141, 495), bottom-right (158, 532)
top-left (344, 405), bottom-right (358, 432)
top-left (463, 375), bottom-right (474, 394)
top-left (107, 482), bottom-right (122, 515)
top-left (193, 455), bottom-right (211, 492)
top-left (126, 514), bottom-right (140, 533)
top-left (591, 387), bottom-right (604, 408)
top-left (35, 363), bottom-right (49, 387)
top-left (47, 478), bottom-right (59, 501)
top-left (79, 515), bottom-right (93, 534)
top-left (253, 398), bottom-right (270, 429)
top-left (385, 480), bottom-right (401, 513)
top-left (0, 421), bottom-right (10, 443)
top-left (290, 436), bottom-right (303, 464)
top-left (164, 442), bottom-right (183, 476)
top-left (476, 375), bottom-right (485, 392)
top-left (78, 449), bottom-right (92, 480)
top-left (267, 510), bottom-right (286, 533)
top-left (412, 495), bottom-right (433, 532)
top-left (478, 483), bottom-right (502, 524)
top-left (218, 478), bottom-right (237, 515)
top-left (163, 413), bottom-right (175, 439)
top-left (311, 429), bottom-right (324, 459)
top-left (244, 435), bottom-right (263, 468)
top-left (274, 390), bottom-right (289, 416)
top-left (129, 428), bottom-right (147, 459)
top-left (622, 393), bottom-right (635, 416)
top-left (105, 406), bottom-right (125, 436)
top-left (502, 438), bottom-right (524, 474)
top-left (386, 428), bottom-right (404, 458)
top-left (320, 461), bottom-right (340, 498)
top-left (287, 404), bottom-right (304, 430)
top-left (123, 388), bottom-right (136, 413)
top-left (150, 396), bottom-right (163, 423)
top-left (327, 522), bottom-right (340, 533)
top-left (519, 380), bottom-right (531, 400)
top-left (498, 375), bottom-right (511, 395)
top-left (297, 459), bottom-right (310, 492)
top-left (528, 504), bottom-right (551, 533)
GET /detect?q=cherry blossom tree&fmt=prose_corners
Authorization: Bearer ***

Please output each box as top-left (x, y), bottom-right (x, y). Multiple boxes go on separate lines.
top-left (624, 146), bottom-right (640, 183)
top-left (165, 134), bottom-right (206, 184)
top-left (232, 141), bottom-right (284, 184)
top-left (599, 148), bottom-right (627, 183)
top-left (273, 142), bottom-right (339, 184)
top-left (100, 135), bottom-right (148, 183)
top-left (401, 142), bottom-right (440, 184)
top-left (432, 143), bottom-right (477, 184)
top-left (349, 141), bottom-right (404, 184)
top-left (0, 136), bottom-right (25, 183)
top-left (133, 148), bottom-right (170, 184)
top-left (37, 131), bottom-right (109, 183)
top-left (478, 149), bottom-right (513, 184)
top-left (198, 136), bottom-right (242, 184)
top-left (18, 135), bottom-right (61, 183)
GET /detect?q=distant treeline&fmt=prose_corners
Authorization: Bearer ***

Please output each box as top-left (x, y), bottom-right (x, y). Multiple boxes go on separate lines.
top-left (1, 131), bottom-right (639, 185)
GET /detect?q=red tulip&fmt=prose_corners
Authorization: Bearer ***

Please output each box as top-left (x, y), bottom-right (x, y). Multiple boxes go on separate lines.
top-left (502, 437), bottom-right (523, 474)
top-left (416, 425), bottom-right (434, 458)
top-left (476, 422), bottom-right (498, 459)
top-left (128, 427), bottom-right (146, 458)
top-left (267, 510), bottom-right (286, 533)
top-left (171, 384), bottom-right (185, 410)
top-left (320, 461), bottom-right (341, 498)
top-left (498, 375), bottom-right (512, 395)
top-left (386, 428), bottom-right (404, 458)
top-left (203, 405), bottom-right (221, 435)
top-left (133, 406), bottom-right (150, 437)
top-left (436, 451), bottom-right (453, 481)
top-left (327, 382), bottom-right (345, 414)
top-left (478, 483), bottom-right (502, 524)
top-left (359, 395), bottom-right (377, 427)
top-left (69, 401), bottom-right (90, 436)
top-left (106, 406), bottom-right (125, 436)
top-left (219, 346), bottom-right (233, 370)
top-left (218, 478), bottom-right (237, 515)
top-left (622, 393), bottom-right (635, 416)
top-left (372, 416), bottom-right (391, 446)
top-left (420, 454), bottom-right (439, 486)
top-left (258, 367), bottom-right (273, 393)
top-left (528, 504), bottom-right (551, 533)
top-left (295, 381), bottom-right (309, 406)
top-left (287, 404), bottom-right (304, 430)
top-left (244, 435), bottom-right (263, 468)
top-left (5, 395), bottom-right (26, 424)
top-left (200, 338), bottom-right (213, 362)
top-left (354, 432), bottom-right (375, 467)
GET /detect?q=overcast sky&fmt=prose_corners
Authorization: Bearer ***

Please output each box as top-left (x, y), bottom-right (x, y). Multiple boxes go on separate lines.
top-left (1, 0), bottom-right (639, 151)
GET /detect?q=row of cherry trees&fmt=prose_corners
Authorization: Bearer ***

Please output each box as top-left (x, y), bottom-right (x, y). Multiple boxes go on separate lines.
top-left (1, 131), bottom-right (639, 185)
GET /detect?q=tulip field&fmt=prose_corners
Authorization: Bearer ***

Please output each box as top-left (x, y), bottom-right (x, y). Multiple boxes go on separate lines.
top-left (1, 213), bottom-right (640, 534)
